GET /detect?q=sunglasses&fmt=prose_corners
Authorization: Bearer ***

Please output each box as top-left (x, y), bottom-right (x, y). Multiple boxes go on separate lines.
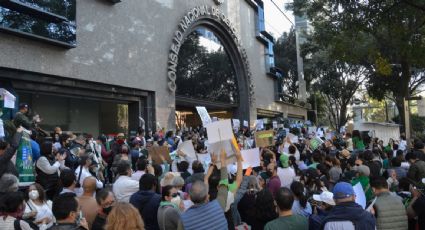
top-left (171, 193), bottom-right (179, 198)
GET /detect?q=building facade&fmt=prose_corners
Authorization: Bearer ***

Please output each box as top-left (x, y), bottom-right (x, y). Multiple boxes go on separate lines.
top-left (0, 0), bottom-right (307, 136)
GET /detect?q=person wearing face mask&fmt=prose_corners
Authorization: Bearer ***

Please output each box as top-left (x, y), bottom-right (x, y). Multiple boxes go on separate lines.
top-left (266, 162), bottom-right (281, 198)
top-left (48, 193), bottom-right (88, 230)
top-left (111, 145), bottom-right (132, 177)
top-left (157, 185), bottom-right (183, 230)
top-left (92, 188), bottom-right (115, 230)
top-left (24, 183), bottom-right (54, 229)
top-left (0, 191), bottom-right (35, 230)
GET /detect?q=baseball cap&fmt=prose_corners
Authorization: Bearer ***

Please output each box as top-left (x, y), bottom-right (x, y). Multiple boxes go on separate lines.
top-left (19, 103), bottom-right (29, 110)
top-left (313, 191), bottom-right (336, 206)
top-left (333, 182), bottom-right (355, 199)
top-left (280, 154), bottom-right (289, 168)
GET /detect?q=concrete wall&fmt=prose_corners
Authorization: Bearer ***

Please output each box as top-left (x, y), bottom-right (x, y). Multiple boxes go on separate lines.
top-left (0, 0), bottom-right (307, 129)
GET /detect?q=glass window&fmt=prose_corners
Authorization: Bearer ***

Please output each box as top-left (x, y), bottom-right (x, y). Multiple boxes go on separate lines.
top-left (176, 27), bottom-right (238, 104)
top-left (0, 0), bottom-right (76, 47)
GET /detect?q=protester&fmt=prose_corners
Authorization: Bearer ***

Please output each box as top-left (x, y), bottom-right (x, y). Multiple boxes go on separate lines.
top-left (0, 191), bottom-right (36, 230)
top-left (49, 192), bottom-right (89, 230)
top-left (113, 161), bottom-right (140, 202)
top-left (264, 187), bottom-right (308, 230)
top-left (132, 157), bottom-right (147, 181)
top-left (0, 128), bottom-right (23, 178)
top-left (59, 168), bottom-right (80, 195)
top-left (92, 188), bottom-right (115, 230)
top-left (406, 151), bottom-right (425, 185)
top-left (177, 150), bottom-right (229, 230)
top-left (277, 154), bottom-right (296, 188)
top-left (351, 164), bottom-right (374, 203)
top-left (309, 191), bottom-right (335, 230)
top-left (321, 182), bottom-right (376, 230)
top-left (105, 202), bottom-right (145, 230)
top-left (290, 181), bottom-right (312, 217)
top-left (75, 154), bottom-right (103, 191)
top-left (370, 176), bottom-right (408, 230)
top-left (406, 183), bottom-right (425, 230)
top-left (36, 141), bottom-right (66, 200)
top-left (130, 173), bottom-right (161, 230)
top-left (0, 173), bottom-right (19, 193)
top-left (157, 185), bottom-right (182, 230)
top-left (78, 177), bottom-right (99, 229)
top-left (266, 162), bottom-right (281, 198)
top-left (13, 103), bottom-right (32, 130)
top-left (24, 183), bottom-right (54, 229)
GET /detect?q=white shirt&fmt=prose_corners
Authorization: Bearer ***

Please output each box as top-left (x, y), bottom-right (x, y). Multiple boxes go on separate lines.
top-left (277, 167), bottom-right (296, 188)
top-left (75, 166), bottom-right (103, 189)
top-left (113, 175), bottom-right (139, 202)
top-left (131, 170), bottom-right (145, 181)
top-left (24, 199), bottom-right (54, 229)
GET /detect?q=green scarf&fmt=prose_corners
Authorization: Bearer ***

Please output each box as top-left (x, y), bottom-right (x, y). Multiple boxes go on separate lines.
top-left (160, 201), bottom-right (178, 209)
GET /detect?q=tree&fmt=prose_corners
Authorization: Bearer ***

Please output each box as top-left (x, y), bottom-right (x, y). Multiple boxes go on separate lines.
top-left (290, 0), bottom-right (425, 128)
top-left (274, 28), bottom-right (299, 99)
top-left (307, 51), bottom-right (366, 131)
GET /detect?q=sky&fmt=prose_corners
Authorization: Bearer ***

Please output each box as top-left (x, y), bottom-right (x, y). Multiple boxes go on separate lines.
top-left (263, 0), bottom-right (295, 39)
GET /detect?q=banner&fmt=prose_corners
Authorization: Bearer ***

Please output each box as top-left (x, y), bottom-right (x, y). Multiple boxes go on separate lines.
top-left (255, 130), bottom-right (275, 147)
top-left (310, 137), bottom-right (324, 150)
top-left (196, 106), bottom-right (212, 127)
top-left (16, 131), bottom-right (35, 186)
top-left (241, 148), bottom-right (260, 169)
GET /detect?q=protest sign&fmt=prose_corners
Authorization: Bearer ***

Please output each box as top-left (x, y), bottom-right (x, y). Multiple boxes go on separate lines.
top-left (197, 153), bottom-right (212, 171)
top-left (207, 140), bottom-right (237, 168)
top-left (287, 133), bottom-right (299, 144)
top-left (243, 120), bottom-right (248, 127)
top-left (241, 148), bottom-right (260, 169)
top-left (148, 146), bottom-right (171, 164)
top-left (255, 130), bottom-right (275, 147)
top-left (17, 131), bottom-right (35, 186)
top-left (353, 182), bottom-right (366, 209)
top-left (308, 126), bottom-right (317, 135)
top-left (212, 117), bottom-right (219, 122)
top-left (178, 140), bottom-right (197, 159)
top-left (232, 119), bottom-right (240, 131)
top-left (0, 88), bottom-right (15, 109)
top-left (205, 119), bottom-right (234, 143)
top-left (256, 119), bottom-right (264, 130)
top-left (0, 119), bottom-right (4, 138)
top-left (310, 137), bottom-right (324, 150)
top-left (196, 106), bottom-right (212, 126)
top-left (272, 121), bottom-right (278, 129)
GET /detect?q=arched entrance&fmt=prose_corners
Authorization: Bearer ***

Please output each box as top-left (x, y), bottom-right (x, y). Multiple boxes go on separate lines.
top-left (172, 17), bottom-right (251, 128)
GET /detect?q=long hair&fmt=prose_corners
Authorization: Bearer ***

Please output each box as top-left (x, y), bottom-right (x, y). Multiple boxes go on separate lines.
top-left (105, 202), bottom-right (144, 230)
top-left (290, 181), bottom-right (308, 209)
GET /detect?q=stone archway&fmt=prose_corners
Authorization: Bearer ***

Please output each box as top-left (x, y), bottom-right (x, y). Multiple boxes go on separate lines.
top-left (167, 5), bottom-right (253, 126)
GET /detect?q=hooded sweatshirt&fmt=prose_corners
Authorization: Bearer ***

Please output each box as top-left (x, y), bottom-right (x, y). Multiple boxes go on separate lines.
top-left (321, 201), bottom-right (375, 230)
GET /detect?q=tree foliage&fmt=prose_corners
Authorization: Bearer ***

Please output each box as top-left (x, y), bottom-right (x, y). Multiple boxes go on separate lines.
top-left (290, 0), bottom-right (425, 126)
top-left (274, 28), bottom-right (299, 99)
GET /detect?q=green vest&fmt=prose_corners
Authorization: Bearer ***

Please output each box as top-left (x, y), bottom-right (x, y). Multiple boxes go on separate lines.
top-left (375, 192), bottom-right (408, 230)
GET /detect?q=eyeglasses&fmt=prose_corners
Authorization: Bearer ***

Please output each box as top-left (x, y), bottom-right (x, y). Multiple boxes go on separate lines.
top-left (171, 193), bottom-right (179, 198)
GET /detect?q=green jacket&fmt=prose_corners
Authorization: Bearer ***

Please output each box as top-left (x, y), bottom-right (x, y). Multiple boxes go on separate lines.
top-left (352, 137), bottom-right (365, 151)
top-left (13, 112), bottom-right (32, 130)
top-left (352, 176), bottom-right (373, 203)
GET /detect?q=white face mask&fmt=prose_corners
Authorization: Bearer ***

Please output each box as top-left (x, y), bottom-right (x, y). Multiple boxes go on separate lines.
top-left (29, 190), bottom-right (39, 200)
top-left (171, 196), bottom-right (181, 207)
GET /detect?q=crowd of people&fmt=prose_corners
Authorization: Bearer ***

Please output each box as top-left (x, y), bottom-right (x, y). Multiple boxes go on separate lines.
top-left (1, 103), bottom-right (425, 230)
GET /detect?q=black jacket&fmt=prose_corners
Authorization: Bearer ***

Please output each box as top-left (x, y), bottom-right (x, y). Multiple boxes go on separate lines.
top-left (129, 190), bottom-right (161, 230)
